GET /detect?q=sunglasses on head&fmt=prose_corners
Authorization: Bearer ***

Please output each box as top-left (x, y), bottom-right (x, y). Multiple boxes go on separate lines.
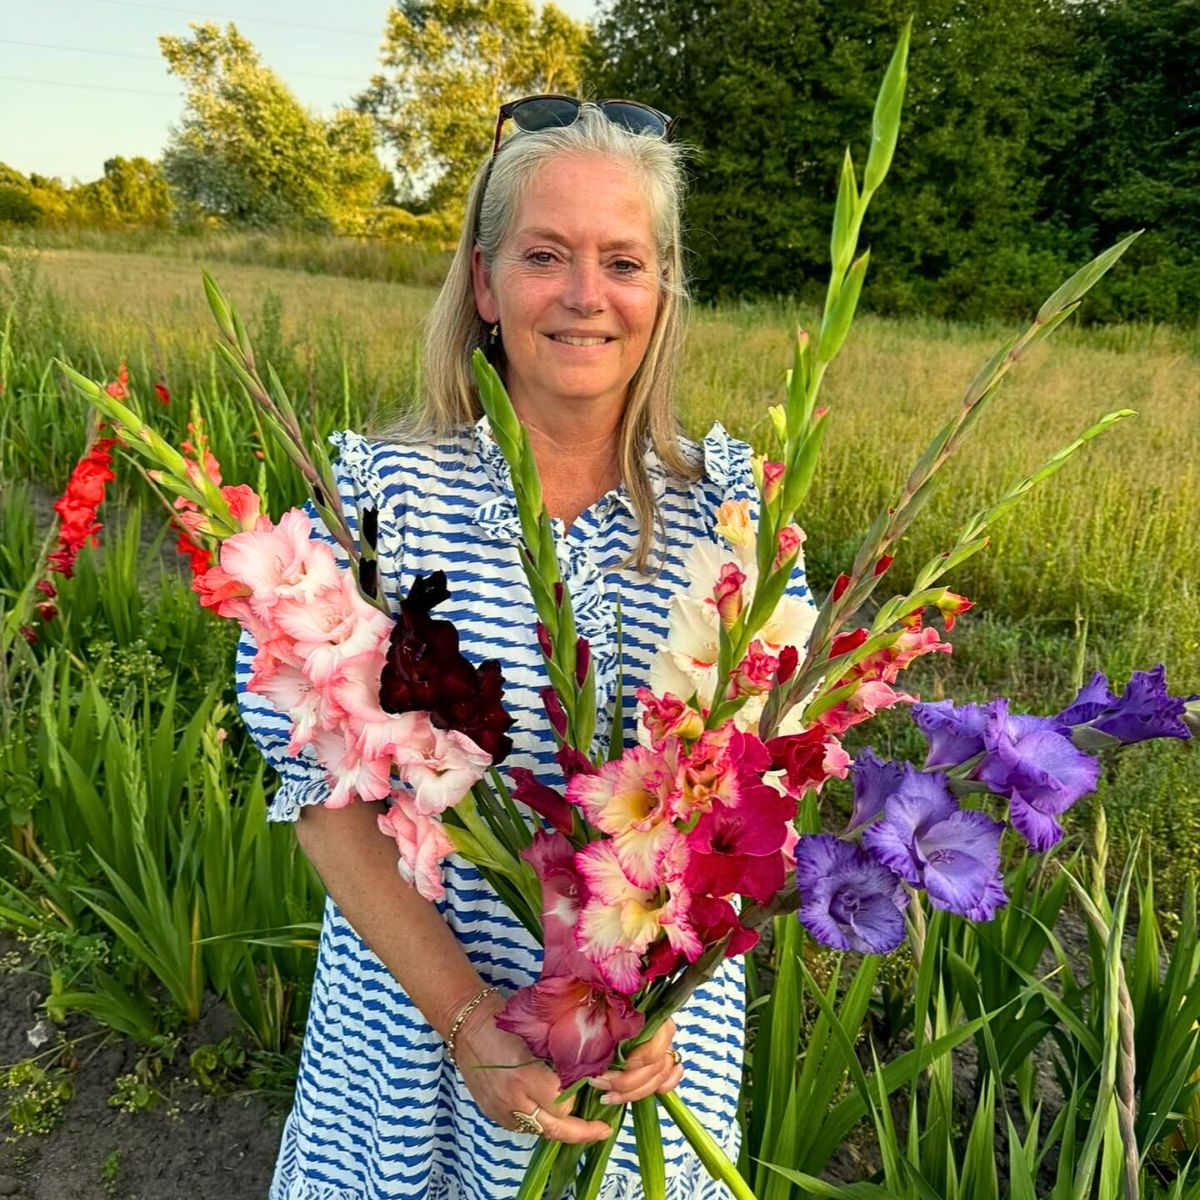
top-left (491, 94), bottom-right (675, 155)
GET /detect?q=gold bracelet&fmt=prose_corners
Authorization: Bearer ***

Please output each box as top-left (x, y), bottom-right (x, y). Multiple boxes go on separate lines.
top-left (446, 985), bottom-right (499, 1069)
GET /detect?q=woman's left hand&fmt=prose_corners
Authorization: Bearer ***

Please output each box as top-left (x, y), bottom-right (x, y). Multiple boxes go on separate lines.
top-left (589, 1018), bottom-right (684, 1105)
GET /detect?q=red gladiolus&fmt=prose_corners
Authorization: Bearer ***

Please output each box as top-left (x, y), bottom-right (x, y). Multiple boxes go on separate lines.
top-left (873, 554), bottom-right (894, 577)
top-left (35, 580), bottom-right (56, 599)
top-left (766, 727), bottom-right (851, 797)
top-left (175, 529), bottom-right (213, 579)
top-left (154, 382), bottom-right (170, 405)
top-left (19, 625), bottom-right (37, 645)
top-left (776, 645), bottom-right (799, 684)
top-left (509, 768), bottom-right (575, 836)
top-left (35, 601), bottom-right (57, 623)
top-left (832, 573), bottom-right (851, 601)
top-left (935, 591), bottom-right (974, 631)
top-left (48, 436), bottom-right (117, 577)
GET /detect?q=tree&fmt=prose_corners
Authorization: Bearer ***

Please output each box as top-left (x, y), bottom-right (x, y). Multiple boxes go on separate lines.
top-left (358, 0), bottom-right (590, 212)
top-left (160, 23), bottom-right (389, 229)
top-left (589, 0), bottom-right (1093, 317)
top-left (70, 157), bottom-right (172, 226)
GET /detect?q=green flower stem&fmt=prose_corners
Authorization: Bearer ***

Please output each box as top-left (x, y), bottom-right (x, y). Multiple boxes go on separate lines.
top-left (657, 1091), bottom-right (758, 1200)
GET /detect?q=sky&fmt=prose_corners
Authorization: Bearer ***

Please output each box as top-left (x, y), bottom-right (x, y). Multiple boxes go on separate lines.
top-left (1, 0), bottom-right (601, 183)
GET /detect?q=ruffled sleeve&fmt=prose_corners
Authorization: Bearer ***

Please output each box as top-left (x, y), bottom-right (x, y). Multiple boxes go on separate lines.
top-left (234, 431), bottom-right (401, 822)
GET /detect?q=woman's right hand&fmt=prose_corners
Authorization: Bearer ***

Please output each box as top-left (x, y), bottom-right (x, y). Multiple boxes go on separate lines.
top-left (454, 992), bottom-right (614, 1145)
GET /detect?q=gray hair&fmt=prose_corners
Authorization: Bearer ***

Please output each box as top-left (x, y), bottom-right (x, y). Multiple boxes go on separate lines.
top-left (383, 105), bottom-right (699, 573)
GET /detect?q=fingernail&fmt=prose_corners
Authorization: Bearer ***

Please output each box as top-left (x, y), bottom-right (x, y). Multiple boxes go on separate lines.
top-left (600, 1093), bottom-right (620, 1105)
top-left (590, 1077), bottom-right (611, 1091)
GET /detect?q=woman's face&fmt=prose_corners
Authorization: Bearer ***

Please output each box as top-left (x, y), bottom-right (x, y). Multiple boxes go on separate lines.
top-left (471, 152), bottom-right (661, 427)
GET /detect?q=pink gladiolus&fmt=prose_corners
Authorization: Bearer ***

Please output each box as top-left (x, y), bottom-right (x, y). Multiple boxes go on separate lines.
top-left (568, 746), bottom-right (679, 887)
top-left (817, 679), bottom-right (919, 735)
top-left (309, 725), bottom-right (394, 808)
top-left (684, 784), bottom-right (793, 904)
top-left (728, 641), bottom-right (780, 698)
top-left (713, 562), bottom-right (746, 630)
top-left (377, 794), bottom-right (457, 902)
top-left (522, 832), bottom-right (599, 980)
top-left (761, 460), bottom-right (785, 505)
top-left (220, 483), bottom-right (266, 531)
top-left (775, 523), bottom-right (806, 571)
top-left (672, 726), bottom-right (741, 822)
top-left (637, 688), bottom-right (705, 749)
top-left (495, 976), bottom-right (645, 1088)
top-left (399, 728), bottom-right (491, 814)
top-left (575, 841), bottom-right (700, 993)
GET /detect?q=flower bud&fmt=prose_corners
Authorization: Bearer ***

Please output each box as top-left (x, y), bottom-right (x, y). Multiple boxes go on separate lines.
top-left (713, 562), bottom-right (746, 630)
top-left (35, 602), bottom-right (57, 623)
top-left (541, 687), bottom-right (568, 738)
top-left (776, 645), bottom-right (799, 684)
top-left (774, 523), bottom-right (806, 571)
top-left (934, 591), bottom-right (973, 631)
top-left (536, 621), bottom-right (553, 660)
top-left (35, 580), bottom-right (56, 599)
top-left (19, 625), bottom-right (37, 645)
top-left (575, 637), bottom-right (591, 687)
top-left (832, 573), bottom-right (851, 602)
top-left (873, 554), bottom-right (894, 577)
top-left (761, 460), bottom-right (785, 506)
top-left (714, 499), bottom-right (753, 548)
top-left (768, 404), bottom-right (787, 442)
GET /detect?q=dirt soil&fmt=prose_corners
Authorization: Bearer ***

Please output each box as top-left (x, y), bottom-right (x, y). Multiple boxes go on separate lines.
top-left (0, 953), bottom-right (284, 1200)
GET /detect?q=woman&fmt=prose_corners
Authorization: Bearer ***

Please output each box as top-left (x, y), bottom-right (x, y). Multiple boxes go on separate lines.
top-left (237, 98), bottom-right (814, 1199)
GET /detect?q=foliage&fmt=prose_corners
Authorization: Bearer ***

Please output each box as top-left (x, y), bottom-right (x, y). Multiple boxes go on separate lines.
top-left (159, 23), bottom-right (390, 230)
top-left (0, 159), bottom-right (171, 230)
top-left (358, 0), bottom-right (590, 211)
top-left (589, 0), bottom-right (1199, 322)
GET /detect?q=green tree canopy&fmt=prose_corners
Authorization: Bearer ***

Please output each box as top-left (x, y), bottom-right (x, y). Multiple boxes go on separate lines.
top-left (71, 157), bottom-right (172, 226)
top-left (589, 0), bottom-right (1091, 317)
top-left (358, 0), bottom-right (590, 212)
top-left (160, 22), bottom-right (389, 229)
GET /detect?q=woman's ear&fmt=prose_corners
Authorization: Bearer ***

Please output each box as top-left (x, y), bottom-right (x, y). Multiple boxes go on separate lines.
top-left (471, 245), bottom-right (500, 325)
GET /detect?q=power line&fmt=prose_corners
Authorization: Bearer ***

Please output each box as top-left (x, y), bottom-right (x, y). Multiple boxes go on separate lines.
top-left (0, 74), bottom-right (179, 98)
top-left (0, 37), bottom-right (370, 84)
top-left (89, 0), bottom-right (381, 38)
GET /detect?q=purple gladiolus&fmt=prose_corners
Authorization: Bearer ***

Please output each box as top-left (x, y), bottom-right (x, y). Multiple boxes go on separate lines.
top-left (977, 699), bottom-right (1100, 852)
top-left (795, 835), bottom-right (907, 954)
top-left (1055, 671), bottom-right (1118, 727)
top-left (846, 747), bottom-right (905, 833)
top-left (863, 766), bottom-right (1008, 921)
top-left (912, 699), bottom-right (990, 769)
top-left (1085, 666), bottom-right (1190, 745)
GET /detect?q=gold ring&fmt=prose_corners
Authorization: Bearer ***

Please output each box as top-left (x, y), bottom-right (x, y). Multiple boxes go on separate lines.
top-left (669, 1050), bottom-right (683, 1069)
top-left (512, 1105), bottom-right (545, 1136)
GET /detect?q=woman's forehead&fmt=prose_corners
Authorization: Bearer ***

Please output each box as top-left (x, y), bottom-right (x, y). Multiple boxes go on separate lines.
top-left (512, 154), bottom-right (655, 246)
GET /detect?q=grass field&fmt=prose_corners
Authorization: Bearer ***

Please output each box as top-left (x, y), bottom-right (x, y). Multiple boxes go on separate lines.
top-left (3, 241), bottom-right (1199, 896)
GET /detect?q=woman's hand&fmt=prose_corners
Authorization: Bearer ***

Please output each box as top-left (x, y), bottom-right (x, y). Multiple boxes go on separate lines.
top-left (455, 993), bottom-right (614, 1144)
top-left (589, 1017), bottom-right (684, 1106)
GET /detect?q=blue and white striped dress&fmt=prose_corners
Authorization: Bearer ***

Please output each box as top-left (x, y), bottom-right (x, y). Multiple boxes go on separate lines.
top-left (236, 417), bottom-right (813, 1200)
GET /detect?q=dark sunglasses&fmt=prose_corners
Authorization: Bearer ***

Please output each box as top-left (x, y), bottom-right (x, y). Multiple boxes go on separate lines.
top-left (491, 94), bottom-right (675, 155)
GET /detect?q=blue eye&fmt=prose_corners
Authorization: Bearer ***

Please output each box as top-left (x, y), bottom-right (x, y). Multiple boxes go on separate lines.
top-left (526, 250), bottom-right (556, 266)
top-left (612, 259), bottom-right (642, 274)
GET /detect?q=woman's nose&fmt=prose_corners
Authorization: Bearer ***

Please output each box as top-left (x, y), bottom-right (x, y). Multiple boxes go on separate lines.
top-left (561, 260), bottom-right (604, 315)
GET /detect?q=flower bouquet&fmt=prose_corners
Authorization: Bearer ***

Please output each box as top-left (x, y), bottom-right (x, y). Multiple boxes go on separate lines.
top-left (52, 24), bottom-right (1198, 1200)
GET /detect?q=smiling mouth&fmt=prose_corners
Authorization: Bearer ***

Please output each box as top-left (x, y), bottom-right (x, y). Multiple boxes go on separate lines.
top-left (548, 334), bottom-right (614, 346)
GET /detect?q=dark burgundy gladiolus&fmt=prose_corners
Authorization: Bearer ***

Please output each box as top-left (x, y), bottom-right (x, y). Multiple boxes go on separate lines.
top-left (542, 687), bottom-right (568, 738)
top-left (555, 746), bottom-right (596, 778)
top-left (509, 768), bottom-right (575, 835)
top-left (379, 572), bottom-right (513, 763)
top-left (536, 621), bottom-right (553, 660)
top-left (575, 637), bottom-right (591, 686)
top-left (776, 644), bottom-right (799, 684)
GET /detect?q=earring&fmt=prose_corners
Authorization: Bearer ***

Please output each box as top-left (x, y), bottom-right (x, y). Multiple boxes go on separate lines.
top-left (484, 321), bottom-right (502, 359)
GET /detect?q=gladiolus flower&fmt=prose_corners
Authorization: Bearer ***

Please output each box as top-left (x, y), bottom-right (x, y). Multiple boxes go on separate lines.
top-left (637, 689), bottom-right (705, 749)
top-left (35, 601), bottom-right (57, 622)
top-left (154, 382), bottom-right (170, 405)
top-left (48, 436), bottom-right (117, 577)
top-left (832, 573), bottom-right (851, 602)
top-left (761, 459), bottom-right (785, 505)
top-left (1057, 666), bottom-right (1191, 746)
top-left (542, 688), bottom-right (568, 738)
top-left (766, 727), bottom-right (851, 798)
top-left (934, 591), bottom-right (973, 631)
top-left (912, 699), bottom-right (990, 769)
top-left (846, 747), bottom-right (905, 833)
top-left (713, 562), bottom-right (746, 629)
top-left (536, 621), bottom-right (553, 660)
top-left (105, 361), bottom-right (129, 399)
top-left (568, 746), bottom-right (679, 887)
top-left (510, 768), bottom-right (575, 835)
top-left (19, 625), bottom-right (37, 645)
top-left (775, 524), bottom-right (806, 571)
top-left (379, 572), bottom-right (513, 763)
top-left (496, 975), bottom-right (645, 1088)
top-left (377, 793), bottom-right (457, 902)
top-left (862, 767), bottom-right (1008, 920)
top-left (728, 641), bottom-right (779, 698)
top-left (977, 699), bottom-right (1100, 851)
top-left (795, 835), bottom-right (907, 954)
top-left (873, 554), bottom-right (894, 577)
top-left (714, 499), bottom-right (753, 548)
